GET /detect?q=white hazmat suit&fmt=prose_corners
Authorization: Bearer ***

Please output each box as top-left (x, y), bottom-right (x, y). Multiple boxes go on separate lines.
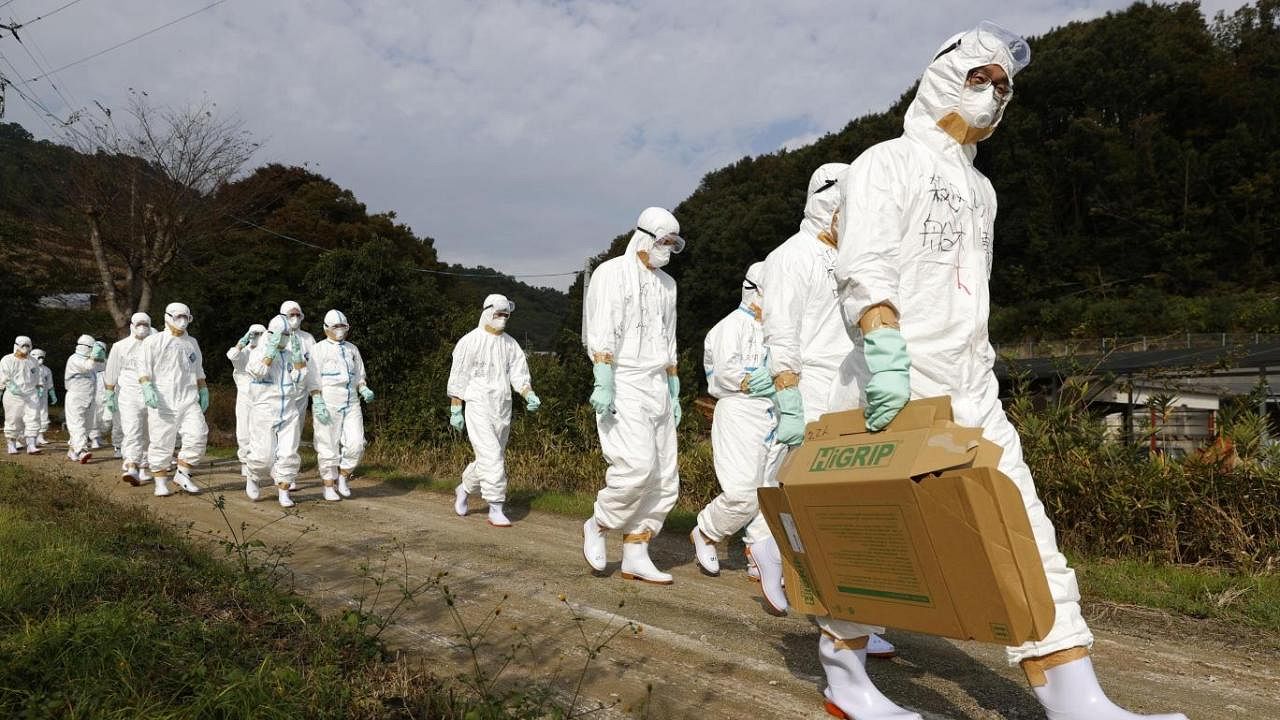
top-left (310, 310), bottom-right (372, 501)
top-left (817, 22), bottom-right (1185, 720)
top-left (64, 335), bottom-right (99, 463)
top-left (1, 336), bottom-right (41, 454)
top-left (581, 207), bottom-right (683, 584)
top-left (105, 313), bottom-right (155, 484)
top-left (226, 323), bottom-right (267, 476)
top-left (448, 296), bottom-right (534, 525)
top-left (245, 314), bottom-right (309, 506)
top-left (32, 350), bottom-right (53, 444)
top-left (694, 263), bottom-right (785, 569)
top-left (140, 303), bottom-right (208, 496)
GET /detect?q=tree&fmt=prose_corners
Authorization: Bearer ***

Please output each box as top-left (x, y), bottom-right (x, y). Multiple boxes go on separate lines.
top-left (70, 92), bottom-right (258, 333)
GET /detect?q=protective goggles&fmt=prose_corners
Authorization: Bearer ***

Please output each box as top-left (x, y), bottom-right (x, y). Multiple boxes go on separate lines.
top-left (743, 277), bottom-right (762, 292)
top-left (324, 324), bottom-right (349, 332)
top-left (31, 350), bottom-right (44, 360)
top-left (974, 20), bottom-right (1030, 75)
top-left (483, 301), bottom-right (516, 314)
top-left (16, 343), bottom-right (32, 351)
top-left (166, 312), bottom-right (193, 323)
top-left (636, 226), bottom-right (686, 253)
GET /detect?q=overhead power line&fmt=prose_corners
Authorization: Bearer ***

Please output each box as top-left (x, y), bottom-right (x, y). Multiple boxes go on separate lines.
top-left (2, 0), bottom-right (88, 31)
top-left (27, 0), bottom-right (228, 81)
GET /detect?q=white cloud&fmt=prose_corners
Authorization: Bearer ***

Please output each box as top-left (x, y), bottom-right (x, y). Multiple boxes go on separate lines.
top-left (0, 0), bottom-right (1255, 290)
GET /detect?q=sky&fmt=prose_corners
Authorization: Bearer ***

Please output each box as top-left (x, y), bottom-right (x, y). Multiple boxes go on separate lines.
top-left (0, 0), bottom-right (1252, 291)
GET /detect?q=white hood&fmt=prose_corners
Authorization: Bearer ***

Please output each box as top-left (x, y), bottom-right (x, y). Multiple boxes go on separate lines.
top-left (799, 163), bottom-right (849, 239)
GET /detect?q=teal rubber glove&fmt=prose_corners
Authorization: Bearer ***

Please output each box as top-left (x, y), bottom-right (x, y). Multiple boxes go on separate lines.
top-left (6, 381), bottom-right (20, 396)
top-left (589, 363), bottom-right (615, 415)
top-left (667, 374), bottom-right (682, 426)
top-left (313, 396), bottom-right (332, 425)
top-left (358, 386), bottom-right (375, 403)
top-left (198, 386), bottom-right (210, 413)
top-left (746, 366), bottom-right (775, 398)
top-left (265, 331), bottom-right (283, 353)
top-left (525, 391), bottom-right (541, 412)
top-left (237, 332), bottom-right (252, 348)
top-left (863, 328), bottom-right (911, 432)
top-left (774, 386), bottom-right (806, 446)
top-left (450, 405), bottom-right (465, 431)
top-left (36, 387), bottom-right (45, 401)
top-left (289, 334), bottom-right (302, 359)
top-left (142, 381), bottom-right (160, 409)
top-left (105, 389), bottom-right (118, 414)
top-left (49, 387), bottom-right (57, 404)
top-left (91, 345), bottom-right (107, 362)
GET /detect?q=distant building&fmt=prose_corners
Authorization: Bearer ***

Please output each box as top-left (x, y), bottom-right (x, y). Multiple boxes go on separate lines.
top-left (37, 293), bottom-right (94, 311)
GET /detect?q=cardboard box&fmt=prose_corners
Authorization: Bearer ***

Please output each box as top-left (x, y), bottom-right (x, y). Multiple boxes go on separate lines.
top-left (757, 397), bottom-right (1055, 646)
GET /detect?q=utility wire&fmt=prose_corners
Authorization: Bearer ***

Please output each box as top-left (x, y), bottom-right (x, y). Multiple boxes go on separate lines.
top-left (27, 0), bottom-right (227, 81)
top-left (2, 0), bottom-right (87, 30)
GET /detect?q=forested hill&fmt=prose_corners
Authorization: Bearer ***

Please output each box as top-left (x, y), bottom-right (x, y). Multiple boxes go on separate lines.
top-left (0, 127), bottom-right (568, 358)
top-left (579, 1), bottom-right (1280, 356)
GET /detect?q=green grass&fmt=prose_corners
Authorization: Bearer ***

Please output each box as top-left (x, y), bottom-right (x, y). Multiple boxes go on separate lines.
top-left (0, 462), bottom-right (463, 719)
top-left (1073, 556), bottom-right (1280, 633)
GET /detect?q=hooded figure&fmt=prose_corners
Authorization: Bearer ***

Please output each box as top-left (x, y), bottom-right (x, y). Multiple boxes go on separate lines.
top-left (690, 261), bottom-right (787, 577)
top-left (31, 349), bottom-right (55, 446)
top-left (226, 322), bottom-right (267, 479)
top-left (106, 312), bottom-right (156, 486)
top-left (1, 335), bottom-right (41, 455)
top-left (580, 207), bottom-right (684, 584)
top-left (760, 162), bottom-right (855, 447)
top-left (246, 314), bottom-right (309, 507)
top-left (447, 294), bottom-right (538, 527)
top-left (759, 22), bottom-right (1185, 720)
top-left (64, 334), bottom-right (99, 463)
top-left (91, 340), bottom-right (116, 453)
top-left (139, 302), bottom-right (208, 497)
top-left (309, 309), bottom-right (375, 501)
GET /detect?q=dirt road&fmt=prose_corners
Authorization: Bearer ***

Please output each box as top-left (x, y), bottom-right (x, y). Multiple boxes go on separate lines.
top-left (17, 449), bottom-right (1279, 719)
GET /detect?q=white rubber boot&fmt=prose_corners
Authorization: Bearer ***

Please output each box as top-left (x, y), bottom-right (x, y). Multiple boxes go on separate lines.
top-left (620, 533), bottom-right (673, 585)
top-left (690, 528), bottom-right (720, 576)
top-left (7, 439), bottom-right (19, 455)
top-left (154, 476), bottom-right (173, 497)
top-left (323, 484), bottom-right (341, 502)
top-left (277, 486), bottom-right (295, 508)
top-left (819, 634), bottom-right (922, 720)
top-left (36, 433), bottom-right (48, 446)
top-left (245, 477), bottom-right (261, 501)
top-left (748, 535), bottom-right (788, 616)
top-left (122, 467), bottom-right (142, 486)
top-left (26, 437), bottom-right (42, 455)
top-left (337, 472), bottom-right (352, 498)
top-left (1030, 652), bottom-right (1188, 720)
top-left (90, 436), bottom-right (102, 449)
top-left (746, 546), bottom-right (761, 580)
top-left (582, 517), bottom-right (608, 572)
top-left (487, 502), bottom-right (512, 527)
top-left (453, 484), bottom-right (470, 516)
top-left (113, 446), bottom-right (122, 459)
top-left (287, 480), bottom-right (299, 491)
top-left (867, 634), bottom-right (897, 659)
top-left (174, 468), bottom-right (200, 494)
top-left (139, 466), bottom-right (153, 483)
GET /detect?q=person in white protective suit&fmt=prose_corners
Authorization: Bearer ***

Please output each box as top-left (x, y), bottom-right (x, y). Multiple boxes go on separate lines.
top-left (31, 349), bottom-right (56, 446)
top-left (448, 296), bottom-right (540, 526)
top-left (139, 302), bottom-right (209, 498)
top-left (690, 262), bottom-right (786, 578)
top-left (279, 300), bottom-right (316, 491)
top-left (245, 314), bottom-right (309, 507)
top-left (64, 334), bottom-right (102, 464)
top-left (753, 163), bottom-right (897, 658)
top-left (226, 323), bottom-right (267, 479)
top-left (105, 313), bottom-right (156, 486)
top-left (91, 341), bottom-right (118, 455)
top-left (581, 207), bottom-right (685, 584)
top-left (764, 23), bottom-right (1190, 720)
top-left (310, 310), bottom-right (376, 502)
top-left (1, 336), bottom-right (42, 455)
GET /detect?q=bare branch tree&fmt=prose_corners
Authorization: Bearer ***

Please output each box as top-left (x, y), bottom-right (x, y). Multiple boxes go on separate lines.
top-left (69, 91), bottom-right (258, 333)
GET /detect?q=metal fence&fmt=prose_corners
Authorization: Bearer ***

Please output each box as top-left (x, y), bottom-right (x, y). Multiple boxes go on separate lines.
top-left (994, 333), bottom-right (1280, 360)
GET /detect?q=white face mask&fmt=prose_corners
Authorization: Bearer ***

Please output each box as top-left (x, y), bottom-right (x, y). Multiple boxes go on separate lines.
top-left (956, 82), bottom-right (1006, 129)
top-left (487, 316), bottom-right (508, 332)
top-left (287, 315), bottom-right (302, 331)
top-left (645, 243), bottom-right (672, 269)
top-left (76, 344), bottom-right (91, 357)
top-left (168, 315), bottom-right (190, 332)
top-left (329, 327), bottom-right (348, 341)
top-left (35, 357), bottom-right (43, 365)
top-left (133, 324), bottom-right (150, 339)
